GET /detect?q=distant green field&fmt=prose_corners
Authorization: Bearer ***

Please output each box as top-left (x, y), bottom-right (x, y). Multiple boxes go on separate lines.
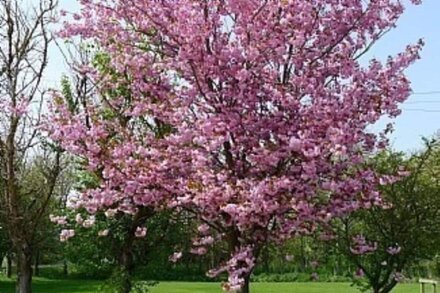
top-left (0, 279), bottom-right (421, 293)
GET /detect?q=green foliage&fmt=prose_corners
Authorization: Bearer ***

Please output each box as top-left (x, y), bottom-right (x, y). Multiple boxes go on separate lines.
top-left (99, 267), bottom-right (158, 293)
top-left (333, 138), bottom-right (440, 293)
top-left (74, 168), bottom-right (101, 190)
top-left (63, 213), bottom-right (116, 279)
top-left (60, 75), bottom-right (77, 113)
top-left (0, 227), bottom-right (11, 271)
top-left (251, 272), bottom-right (352, 283)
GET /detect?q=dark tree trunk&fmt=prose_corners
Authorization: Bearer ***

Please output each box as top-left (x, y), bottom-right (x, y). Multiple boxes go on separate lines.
top-left (300, 238), bottom-right (307, 272)
top-left (34, 250), bottom-right (40, 277)
top-left (239, 274), bottom-right (251, 293)
top-left (198, 256), bottom-right (203, 272)
top-left (115, 209), bottom-right (151, 293)
top-left (6, 252), bottom-right (12, 278)
top-left (225, 231), bottom-right (260, 293)
top-left (119, 242), bottom-right (134, 293)
top-left (16, 245), bottom-right (33, 293)
top-left (185, 255), bottom-right (190, 271)
top-left (262, 246), bottom-right (269, 273)
top-left (379, 280), bottom-right (398, 293)
top-left (63, 259), bottom-right (68, 276)
top-left (210, 250), bottom-right (215, 269)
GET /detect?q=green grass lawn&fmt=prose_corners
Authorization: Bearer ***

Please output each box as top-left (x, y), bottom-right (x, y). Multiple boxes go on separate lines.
top-left (0, 278), bottom-right (422, 293)
top-left (0, 278), bottom-right (101, 293)
top-left (151, 282), bottom-right (420, 293)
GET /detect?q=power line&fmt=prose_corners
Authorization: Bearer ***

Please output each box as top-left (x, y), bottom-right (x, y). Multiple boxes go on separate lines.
top-left (411, 91), bottom-right (440, 96)
top-left (402, 108), bottom-right (440, 113)
top-left (405, 101), bottom-right (440, 104)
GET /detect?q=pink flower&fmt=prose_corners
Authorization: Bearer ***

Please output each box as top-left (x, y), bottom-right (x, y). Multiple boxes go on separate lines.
top-left (169, 252), bottom-right (183, 263)
top-left (75, 213), bottom-right (84, 225)
top-left (82, 216), bottom-right (95, 228)
top-left (190, 247), bottom-right (207, 255)
top-left (135, 227), bottom-right (147, 238)
top-left (350, 235), bottom-right (378, 255)
top-left (104, 209), bottom-right (117, 219)
top-left (355, 268), bottom-right (365, 278)
top-left (60, 229), bottom-right (75, 242)
top-left (289, 137), bottom-right (302, 152)
top-left (98, 229), bottom-right (109, 237)
top-left (197, 224), bottom-right (210, 235)
top-left (386, 245), bottom-right (401, 255)
top-left (50, 215), bottom-right (67, 225)
top-left (199, 236), bottom-right (215, 246)
top-left (392, 272), bottom-right (405, 282)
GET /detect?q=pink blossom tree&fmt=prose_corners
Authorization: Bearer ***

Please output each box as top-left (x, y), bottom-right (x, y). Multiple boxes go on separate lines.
top-left (46, 46), bottom-right (187, 292)
top-left (50, 1), bottom-right (423, 292)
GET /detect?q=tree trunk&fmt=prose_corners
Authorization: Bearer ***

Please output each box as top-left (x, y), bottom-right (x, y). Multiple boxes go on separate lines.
top-left (6, 252), bottom-right (12, 278)
top-left (262, 246), bottom-right (269, 273)
top-left (379, 280), bottom-right (398, 293)
top-left (225, 231), bottom-right (257, 293)
top-left (63, 259), bottom-right (68, 277)
top-left (239, 274), bottom-right (251, 293)
top-left (115, 209), bottom-right (151, 293)
top-left (119, 242), bottom-right (134, 293)
top-left (300, 238), bottom-right (307, 272)
top-left (117, 222), bottom-right (138, 293)
top-left (16, 245), bottom-right (33, 293)
top-left (198, 256), bottom-right (203, 272)
top-left (34, 250), bottom-right (40, 277)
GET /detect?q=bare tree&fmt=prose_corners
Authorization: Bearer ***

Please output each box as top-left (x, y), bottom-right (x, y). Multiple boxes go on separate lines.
top-left (0, 1), bottom-right (61, 292)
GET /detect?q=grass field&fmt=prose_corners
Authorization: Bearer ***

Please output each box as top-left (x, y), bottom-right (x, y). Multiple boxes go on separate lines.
top-left (0, 278), bottom-right (422, 293)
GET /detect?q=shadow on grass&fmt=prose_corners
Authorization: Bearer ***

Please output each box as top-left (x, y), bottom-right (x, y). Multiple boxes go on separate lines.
top-left (0, 278), bottom-right (101, 293)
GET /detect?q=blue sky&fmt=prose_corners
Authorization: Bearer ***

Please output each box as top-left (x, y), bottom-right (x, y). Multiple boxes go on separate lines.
top-left (367, 0), bottom-right (440, 152)
top-left (47, 0), bottom-right (440, 153)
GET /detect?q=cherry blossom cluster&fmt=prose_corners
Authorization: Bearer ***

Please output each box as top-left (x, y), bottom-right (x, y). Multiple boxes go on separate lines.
top-left (60, 229), bottom-right (75, 242)
top-left (208, 246), bottom-right (256, 291)
top-left (386, 245), bottom-right (401, 255)
top-left (350, 235), bottom-right (378, 255)
top-left (50, 214), bottom-right (68, 226)
top-left (392, 272), bottom-right (405, 282)
top-left (0, 99), bottom-right (29, 118)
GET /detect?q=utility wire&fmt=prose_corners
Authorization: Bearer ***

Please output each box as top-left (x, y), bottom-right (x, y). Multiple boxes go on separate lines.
top-left (402, 108), bottom-right (440, 113)
top-left (411, 91), bottom-right (440, 96)
top-left (405, 101), bottom-right (440, 104)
